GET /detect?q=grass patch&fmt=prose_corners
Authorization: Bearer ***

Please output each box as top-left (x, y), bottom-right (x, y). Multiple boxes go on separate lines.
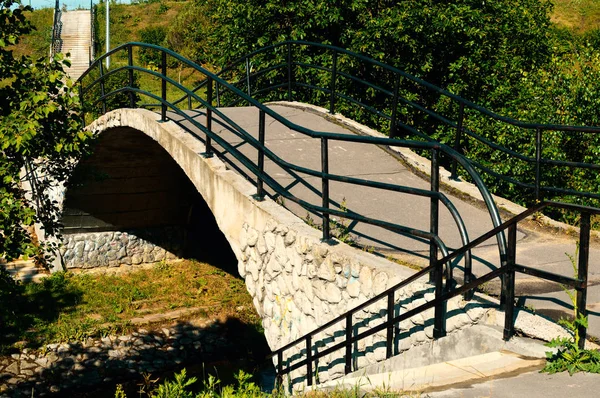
top-left (10, 7), bottom-right (54, 60)
top-left (552, 0), bottom-right (600, 33)
top-left (0, 260), bottom-right (259, 354)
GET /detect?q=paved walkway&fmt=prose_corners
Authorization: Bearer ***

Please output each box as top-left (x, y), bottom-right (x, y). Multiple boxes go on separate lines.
top-left (169, 104), bottom-right (600, 339)
top-left (58, 10), bottom-right (92, 81)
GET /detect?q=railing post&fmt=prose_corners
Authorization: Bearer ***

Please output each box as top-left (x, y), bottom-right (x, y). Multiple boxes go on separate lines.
top-left (329, 49), bottom-right (338, 114)
top-left (534, 127), bottom-right (542, 202)
top-left (433, 255), bottom-right (447, 338)
top-left (321, 137), bottom-right (330, 241)
top-left (216, 81), bottom-right (221, 107)
top-left (245, 56), bottom-right (251, 97)
top-left (98, 61), bottom-right (106, 115)
top-left (276, 351), bottom-right (283, 389)
top-left (429, 148), bottom-right (440, 283)
top-left (345, 313), bottom-right (352, 374)
top-left (450, 102), bottom-right (465, 180)
top-left (503, 223), bottom-right (517, 341)
top-left (253, 110), bottom-right (266, 201)
top-left (389, 75), bottom-right (400, 139)
top-left (386, 291), bottom-right (394, 358)
top-left (287, 42), bottom-right (293, 101)
top-left (306, 335), bottom-right (313, 386)
top-left (576, 211), bottom-right (591, 349)
top-left (78, 82), bottom-right (86, 127)
top-left (161, 50), bottom-right (167, 122)
top-left (202, 77), bottom-right (214, 158)
top-left (187, 95), bottom-right (192, 110)
top-left (127, 45), bottom-right (135, 108)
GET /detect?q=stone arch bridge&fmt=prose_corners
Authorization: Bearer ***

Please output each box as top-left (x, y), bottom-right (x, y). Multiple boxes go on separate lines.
top-left (35, 42), bottom-right (600, 388)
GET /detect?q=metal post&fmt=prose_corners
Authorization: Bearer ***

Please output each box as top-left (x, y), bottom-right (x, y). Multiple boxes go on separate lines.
top-left (90, 0), bottom-right (94, 63)
top-left (187, 95), bottom-right (192, 110)
top-left (127, 45), bottom-right (135, 108)
top-left (98, 61), bottom-right (106, 114)
top-left (576, 212), bottom-right (590, 349)
top-left (329, 50), bottom-right (338, 114)
top-left (450, 102), bottom-right (465, 180)
top-left (78, 83), bottom-right (85, 127)
top-left (276, 351), bottom-right (283, 389)
top-left (253, 110), bottom-right (266, 201)
top-left (503, 223), bottom-right (517, 340)
top-left (216, 81), bottom-right (221, 107)
top-left (321, 137), bottom-right (330, 241)
top-left (433, 255), bottom-right (446, 338)
top-left (386, 291), bottom-right (394, 358)
top-left (202, 77), bottom-right (214, 158)
top-left (306, 335), bottom-right (313, 386)
top-left (429, 148), bottom-right (440, 283)
top-left (287, 42), bottom-right (293, 101)
top-left (389, 75), bottom-right (400, 139)
top-left (245, 56), bottom-right (251, 97)
top-left (534, 127), bottom-right (542, 202)
top-left (105, 0), bottom-right (110, 70)
top-left (345, 314), bottom-right (352, 374)
top-left (161, 51), bottom-right (167, 122)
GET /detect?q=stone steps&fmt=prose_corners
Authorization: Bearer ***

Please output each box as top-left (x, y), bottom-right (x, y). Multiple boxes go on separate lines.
top-left (57, 10), bottom-right (92, 81)
top-left (1, 259), bottom-right (49, 283)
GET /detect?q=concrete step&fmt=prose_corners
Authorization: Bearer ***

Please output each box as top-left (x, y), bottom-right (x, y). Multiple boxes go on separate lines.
top-left (2, 260), bottom-right (49, 283)
top-left (318, 350), bottom-right (545, 394)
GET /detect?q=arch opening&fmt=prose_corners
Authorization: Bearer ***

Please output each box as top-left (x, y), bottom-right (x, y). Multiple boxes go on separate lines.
top-left (59, 127), bottom-right (237, 273)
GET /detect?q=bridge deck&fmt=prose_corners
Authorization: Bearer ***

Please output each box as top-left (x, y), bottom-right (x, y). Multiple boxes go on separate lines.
top-left (168, 105), bottom-right (598, 280)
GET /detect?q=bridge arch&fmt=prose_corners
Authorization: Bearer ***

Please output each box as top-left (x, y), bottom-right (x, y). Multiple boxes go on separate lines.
top-left (53, 108), bottom-right (482, 378)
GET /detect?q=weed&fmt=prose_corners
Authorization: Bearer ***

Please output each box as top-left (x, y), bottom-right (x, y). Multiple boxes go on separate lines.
top-left (541, 245), bottom-right (600, 374)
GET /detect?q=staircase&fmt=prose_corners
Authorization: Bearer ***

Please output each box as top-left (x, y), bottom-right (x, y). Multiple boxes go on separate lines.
top-left (58, 10), bottom-right (92, 81)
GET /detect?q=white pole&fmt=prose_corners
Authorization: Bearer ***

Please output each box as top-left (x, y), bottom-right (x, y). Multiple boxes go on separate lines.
top-left (106, 0), bottom-right (110, 69)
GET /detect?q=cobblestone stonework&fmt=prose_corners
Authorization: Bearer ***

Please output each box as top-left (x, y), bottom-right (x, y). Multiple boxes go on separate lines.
top-left (238, 220), bottom-right (491, 388)
top-left (0, 322), bottom-right (230, 397)
top-left (59, 227), bottom-right (183, 269)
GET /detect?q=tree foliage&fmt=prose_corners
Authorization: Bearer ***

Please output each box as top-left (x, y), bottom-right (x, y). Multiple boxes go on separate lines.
top-left (1, 0), bottom-right (91, 262)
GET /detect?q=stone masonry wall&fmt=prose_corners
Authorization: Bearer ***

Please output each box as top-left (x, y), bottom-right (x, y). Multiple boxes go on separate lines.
top-left (238, 219), bottom-right (491, 390)
top-left (59, 227), bottom-right (183, 269)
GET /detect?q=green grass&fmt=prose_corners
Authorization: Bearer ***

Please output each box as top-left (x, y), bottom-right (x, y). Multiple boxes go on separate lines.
top-left (114, 368), bottom-right (423, 398)
top-left (552, 0), bottom-right (600, 32)
top-left (0, 260), bottom-right (260, 354)
top-left (11, 7), bottom-right (54, 60)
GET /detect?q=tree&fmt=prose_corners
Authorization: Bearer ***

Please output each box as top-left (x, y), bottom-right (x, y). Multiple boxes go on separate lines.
top-left (1, 0), bottom-right (91, 263)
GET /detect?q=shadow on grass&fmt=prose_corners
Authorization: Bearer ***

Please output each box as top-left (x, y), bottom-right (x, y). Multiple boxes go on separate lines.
top-left (0, 269), bottom-right (84, 355)
top-left (0, 316), bottom-right (272, 397)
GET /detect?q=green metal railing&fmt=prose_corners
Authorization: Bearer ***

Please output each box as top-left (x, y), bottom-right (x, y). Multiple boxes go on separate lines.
top-left (50, 0), bottom-right (62, 59)
top-left (77, 42), bottom-right (597, 388)
top-left (176, 41), bottom-right (600, 210)
top-left (77, 43), bottom-right (509, 290)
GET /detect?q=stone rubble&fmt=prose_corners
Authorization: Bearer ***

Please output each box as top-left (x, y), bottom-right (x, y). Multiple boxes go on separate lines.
top-left (0, 321), bottom-right (230, 397)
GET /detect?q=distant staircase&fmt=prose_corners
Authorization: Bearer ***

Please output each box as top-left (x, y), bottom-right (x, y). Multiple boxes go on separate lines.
top-left (57, 10), bottom-right (92, 81)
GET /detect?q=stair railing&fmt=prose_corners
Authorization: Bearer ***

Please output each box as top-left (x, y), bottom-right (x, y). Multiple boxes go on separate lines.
top-left (271, 200), bottom-right (596, 386)
top-left (50, 0), bottom-right (62, 59)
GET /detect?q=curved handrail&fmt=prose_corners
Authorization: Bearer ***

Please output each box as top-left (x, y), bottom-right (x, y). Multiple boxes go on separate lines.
top-left (217, 40), bottom-right (600, 133)
top-left (196, 41), bottom-right (600, 208)
top-left (77, 42), bottom-right (510, 283)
